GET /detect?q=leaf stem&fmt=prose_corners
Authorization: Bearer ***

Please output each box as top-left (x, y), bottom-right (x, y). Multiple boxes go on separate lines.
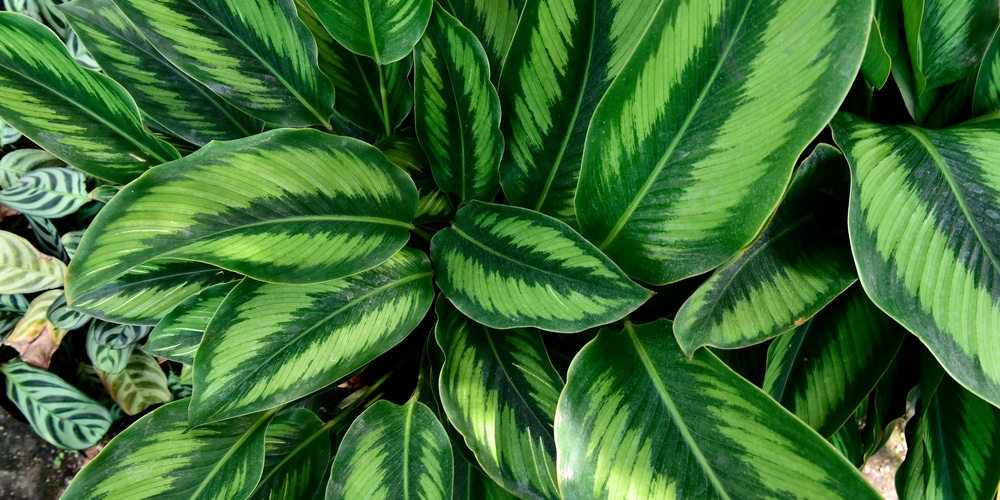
top-left (378, 65), bottom-right (392, 136)
top-left (411, 226), bottom-right (433, 242)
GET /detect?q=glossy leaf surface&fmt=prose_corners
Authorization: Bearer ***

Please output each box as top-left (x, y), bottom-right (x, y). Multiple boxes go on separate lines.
top-left (250, 408), bottom-right (330, 500)
top-left (144, 281), bottom-right (237, 365)
top-left (974, 29), bottom-right (1000, 115)
top-left (87, 329), bottom-right (135, 374)
top-left (46, 292), bottom-right (91, 331)
top-left (307, 0), bottom-right (431, 64)
top-left (0, 167), bottom-right (89, 219)
top-left (440, 0), bottom-right (523, 75)
top-left (0, 230), bottom-right (65, 294)
top-left (902, 0), bottom-right (998, 94)
top-left (96, 349), bottom-right (171, 415)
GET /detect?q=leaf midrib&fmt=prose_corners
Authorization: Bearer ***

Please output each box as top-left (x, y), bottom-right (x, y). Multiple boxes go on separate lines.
top-left (189, 408), bottom-right (275, 499)
top-left (450, 225), bottom-right (590, 281)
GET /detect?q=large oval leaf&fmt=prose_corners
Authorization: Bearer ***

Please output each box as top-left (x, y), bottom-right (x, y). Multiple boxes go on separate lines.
top-left (111, 0), bottom-right (334, 128)
top-left (435, 302), bottom-right (562, 500)
top-left (67, 129), bottom-right (417, 306)
top-left (62, 400), bottom-right (271, 499)
top-left (431, 201), bottom-right (649, 333)
top-left (0, 230), bottom-right (65, 294)
top-left (144, 281), bottom-right (238, 365)
top-left (1, 359), bottom-right (111, 450)
top-left (95, 348), bottom-right (172, 416)
top-left (414, 6), bottom-right (502, 202)
top-left (190, 248), bottom-right (434, 426)
top-left (902, 0), bottom-right (998, 95)
top-left (327, 399), bottom-right (452, 499)
top-left (306, 0), bottom-right (432, 65)
top-left (250, 408), bottom-right (331, 500)
top-left (575, 0), bottom-right (871, 285)
top-left (831, 113), bottom-right (1000, 408)
top-left (0, 12), bottom-right (180, 183)
top-left (555, 320), bottom-right (880, 498)
top-left (439, 0), bottom-right (523, 77)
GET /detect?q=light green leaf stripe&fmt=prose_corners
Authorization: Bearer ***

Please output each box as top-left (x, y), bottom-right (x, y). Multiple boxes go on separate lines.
top-left (144, 281), bottom-right (238, 365)
top-left (111, 0), bottom-right (334, 128)
top-left (67, 129), bottom-right (417, 306)
top-left (0, 148), bottom-right (63, 189)
top-left (190, 248), bottom-right (434, 426)
top-left (432, 201), bottom-right (649, 333)
top-left (435, 302), bottom-right (562, 500)
top-left (0, 230), bottom-right (66, 295)
top-left (0, 12), bottom-right (179, 184)
top-left (1, 359), bottom-right (111, 451)
top-left (576, 0), bottom-right (871, 285)
top-left (831, 113), bottom-right (1000, 408)
top-left (61, 0), bottom-right (263, 145)
top-left (327, 400), bottom-right (453, 500)
top-left (0, 118), bottom-right (21, 147)
top-left (498, 0), bottom-right (652, 225)
top-left (974, 28), bottom-right (1000, 115)
top-left (555, 320), bottom-right (881, 499)
top-left (0, 167), bottom-right (90, 219)
top-left (440, 0), bottom-right (524, 77)
top-left (87, 329), bottom-right (136, 374)
top-left (62, 400), bottom-right (271, 499)
top-left (46, 291), bottom-right (91, 331)
top-left (95, 349), bottom-right (172, 416)
top-left (673, 144), bottom-right (858, 354)
top-left (306, 0), bottom-right (432, 65)
top-left (415, 6), bottom-right (503, 202)
top-left (903, 0), bottom-right (998, 95)
top-left (762, 284), bottom-right (906, 437)
top-left (89, 320), bottom-right (150, 348)
top-left (250, 408), bottom-right (330, 500)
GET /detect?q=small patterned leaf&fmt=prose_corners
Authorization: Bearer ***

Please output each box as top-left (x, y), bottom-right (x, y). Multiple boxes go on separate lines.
top-left (0, 118), bottom-right (21, 147)
top-left (0, 148), bottom-right (62, 189)
top-left (60, 229), bottom-right (84, 260)
top-left (0, 293), bottom-right (29, 313)
top-left (25, 214), bottom-right (66, 260)
top-left (144, 281), bottom-right (238, 365)
top-left (1, 359), bottom-right (111, 450)
top-left (89, 320), bottom-right (149, 349)
top-left (902, 0), bottom-right (998, 94)
top-left (250, 408), bottom-right (331, 500)
top-left (307, 0), bottom-right (432, 64)
top-left (87, 328), bottom-right (135, 374)
top-left (432, 201), bottom-right (650, 333)
top-left (0, 230), bottom-right (66, 294)
top-left (64, 28), bottom-right (100, 71)
top-left (4, 289), bottom-right (67, 369)
top-left (95, 349), bottom-right (171, 415)
top-left (46, 291), bottom-right (91, 330)
top-left (0, 167), bottom-right (90, 218)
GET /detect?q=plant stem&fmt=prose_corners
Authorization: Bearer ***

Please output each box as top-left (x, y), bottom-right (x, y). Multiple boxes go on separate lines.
top-left (378, 65), bottom-right (392, 136)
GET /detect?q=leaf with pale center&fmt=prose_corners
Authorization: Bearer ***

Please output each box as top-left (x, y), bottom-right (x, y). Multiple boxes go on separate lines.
top-left (306, 0), bottom-right (432, 65)
top-left (95, 349), bottom-right (172, 415)
top-left (439, 0), bottom-right (524, 77)
top-left (0, 230), bottom-right (65, 295)
top-left (144, 281), bottom-right (238, 365)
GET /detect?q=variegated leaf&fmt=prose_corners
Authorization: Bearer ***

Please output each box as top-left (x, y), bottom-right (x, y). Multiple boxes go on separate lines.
top-left (64, 28), bottom-right (100, 71)
top-left (46, 291), bottom-right (91, 330)
top-left (432, 201), bottom-right (649, 332)
top-left (974, 29), bottom-right (1000, 115)
top-left (902, 0), bottom-right (998, 95)
top-left (0, 231), bottom-right (65, 294)
top-left (60, 0), bottom-right (264, 145)
top-left (87, 328), bottom-right (135, 374)
top-left (306, 0), bottom-right (431, 65)
top-left (0, 167), bottom-right (89, 218)
top-left (0, 118), bottom-right (21, 147)
top-left (452, 450), bottom-right (519, 500)
top-left (0, 293), bottom-right (29, 313)
top-left (831, 113), bottom-right (1000, 407)
top-left (555, 320), bottom-right (881, 499)
top-left (0, 12), bottom-right (180, 183)
top-left (435, 302), bottom-right (562, 500)
top-left (1, 359), bottom-right (111, 450)
top-left (414, 6), bottom-right (502, 202)
top-left (4, 289), bottom-right (66, 369)
top-left (144, 281), bottom-right (237, 365)
top-left (25, 214), bottom-right (66, 260)
top-left (250, 408), bottom-right (331, 500)
top-left (5, 0), bottom-right (71, 37)
top-left (439, 0), bottom-right (524, 76)
top-left (190, 248), bottom-right (434, 426)
top-left (89, 320), bottom-right (149, 348)
top-left (112, 0), bottom-right (335, 128)
top-left (62, 400), bottom-right (271, 499)
top-left (95, 349), bottom-right (171, 415)
top-left (60, 229), bottom-right (84, 260)
top-left (327, 399), bottom-right (452, 499)
top-left (673, 144), bottom-right (858, 354)
top-left (0, 148), bottom-right (62, 189)
top-left (575, 0), bottom-right (871, 285)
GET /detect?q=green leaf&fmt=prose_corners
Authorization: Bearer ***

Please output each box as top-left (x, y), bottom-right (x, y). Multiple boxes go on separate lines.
top-left (831, 113), bottom-right (1000, 408)
top-left (250, 408), bottom-right (331, 500)
top-left (498, 0), bottom-right (651, 225)
top-left (973, 29), bottom-right (1000, 115)
top-left (439, 0), bottom-right (523, 77)
top-left (0, 118), bottom-right (21, 147)
top-left (87, 328), bottom-right (136, 374)
top-left (414, 6), bottom-right (502, 202)
top-left (673, 144), bottom-right (858, 354)
top-left (62, 399), bottom-right (271, 499)
top-left (861, 17), bottom-right (893, 90)
top-left (327, 399), bottom-right (452, 499)
top-left (64, 28), bottom-right (100, 71)
top-left (46, 292), bottom-right (91, 330)
top-left (0, 148), bottom-right (62, 189)
top-left (1, 359), bottom-right (111, 450)
top-left (25, 214), bottom-right (66, 260)
top-left (61, 229), bottom-right (84, 260)
top-left (0, 230), bottom-right (66, 294)
top-left (762, 284), bottom-right (906, 437)
top-left (67, 129), bottom-right (417, 306)
top-left (555, 320), bottom-right (881, 499)
top-left (452, 450), bottom-right (518, 500)
top-left (95, 348), bottom-right (172, 416)
top-left (575, 0), bottom-right (871, 285)
top-left (60, 0), bottom-right (264, 145)
top-left (89, 320), bottom-right (150, 349)
top-left (111, 0), bottom-right (335, 128)
top-left (431, 201), bottom-right (649, 333)
top-left (306, 0), bottom-right (432, 65)
top-left (190, 248), bottom-right (434, 426)
top-left (144, 281), bottom-right (238, 365)
top-left (0, 12), bottom-right (180, 184)
top-left (0, 167), bottom-right (89, 218)
top-left (435, 302), bottom-right (562, 500)
top-left (902, 0), bottom-right (998, 95)
top-left (0, 293), bottom-right (29, 313)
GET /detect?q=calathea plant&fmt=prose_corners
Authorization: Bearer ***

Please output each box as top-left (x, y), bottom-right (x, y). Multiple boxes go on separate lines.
top-left (1, 0), bottom-right (999, 498)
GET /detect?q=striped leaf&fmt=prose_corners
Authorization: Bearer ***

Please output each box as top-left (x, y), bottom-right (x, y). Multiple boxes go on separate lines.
top-left (575, 0), bottom-right (870, 285)
top-left (4, 290), bottom-right (66, 369)
top-left (144, 281), bottom-right (238, 365)
top-left (0, 167), bottom-right (89, 218)
top-left (498, 0), bottom-right (652, 225)
top-left (0, 118), bottom-right (21, 147)
top-left (0, 230), bottom-right (66, 294)
top-left (0, 314), bottom-right (19, 342)
top-left (112, 0), bottom-right (334, 128)
top-left (431, 201), bottom-right (650, 333)
top-left (62, 399), bottom-right (272, 499)
top-left (0, 149), bottom-right (63, 189)
top-left (439, 0), bottom-right (524, 76)
top-left (762, 284), bottom-right (906, 437)
top-left (5, 0), bottom-right (71, 38)
top-left (673, 144), bottom-right (858, 354)
top-left (60, 229), bottom-right (84, 260)
top-left (25, 214), bottom-right (66, 260)
top-left (902, 0), bottom-right (998, 95)
top-left (831, 113), bottom-right (1000, 408)
top-left (974, 29), bottom-right (1000, 115)
top-left (64, 28), bottom-right (100, 71)
top-left (70, 260), bottom-right (239, 325)
top-left (453, 450), bottom-right (519, 500)
top-left (46, 291), bottom-right (91, 330)
top-left (435, 302), bottom-right (562, 500)
top-left (190, 248), bottom-right (434, 426)
top-left (250, 408), bottom-right (330, 500)
top-left (0, 12), bottom-right (180, 183)
top-left (90, 320), bottom-right (150, 349)
top-left (67, 130), bottom-right (416, 304)
top-left (1, 359), bottom-right (111, 450)
top-left (87, 329), bottom-right (136, 374)
top-left (555, 320), bottom-right (881, 499)
top-left (60, 0), bottom-right (264, 145)
top-left (414, 6), bottom-right (502, 202)
top-left (327, 399), bottom-right (452, 499)
top-left (306, 0), bottom-right (432, 65)
top-left (95, 349), bottom-right (171, 415)
top-left (0, 293), bottom-right (29, 313)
